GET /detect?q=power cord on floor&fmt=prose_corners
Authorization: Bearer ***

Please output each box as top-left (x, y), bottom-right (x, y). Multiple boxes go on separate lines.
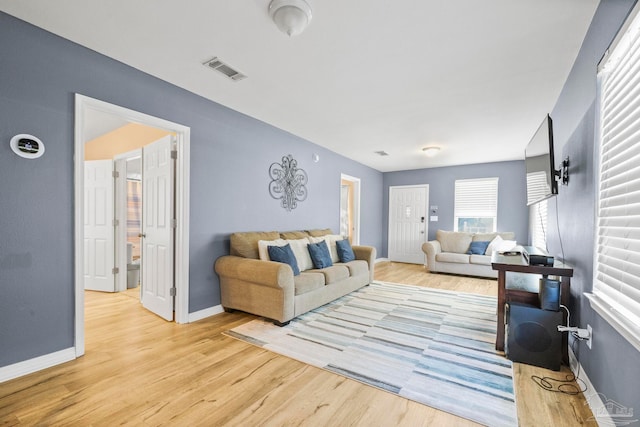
top-left (530, 305), bottom-right (588, 395)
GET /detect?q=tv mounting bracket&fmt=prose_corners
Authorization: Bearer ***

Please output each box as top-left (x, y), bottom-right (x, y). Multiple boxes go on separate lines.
top-left (555, 156), bottom-right (570, 186)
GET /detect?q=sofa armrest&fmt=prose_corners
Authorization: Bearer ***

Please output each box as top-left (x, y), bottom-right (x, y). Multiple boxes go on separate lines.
top-left (215, 256), bottom-right (294, 290)
top-left (422, 240), bottom-right (441, 271)
top-left (214, 256), bottom-right (295, 322)
top-left (352, 245), bottom-right (377, 282)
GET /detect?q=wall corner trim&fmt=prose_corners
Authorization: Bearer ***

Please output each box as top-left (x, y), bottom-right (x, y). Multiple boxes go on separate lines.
top-left (0, 348), bottom-right (76, 384)
top-left (188, 305), bottom-right (225, 323)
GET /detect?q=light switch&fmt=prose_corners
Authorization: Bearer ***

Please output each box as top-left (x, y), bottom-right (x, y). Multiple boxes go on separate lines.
top-left (430, 215), bottom-right (438, 222)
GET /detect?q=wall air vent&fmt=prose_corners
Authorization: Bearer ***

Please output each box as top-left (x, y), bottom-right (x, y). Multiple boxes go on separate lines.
top-left (203, 57), bottom-right (247, 82)
top-left (374, 151), bottom-right (389, 156)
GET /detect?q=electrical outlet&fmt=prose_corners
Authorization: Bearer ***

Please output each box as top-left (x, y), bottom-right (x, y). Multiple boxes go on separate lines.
top-left (587, 324), bottom-right (593, 349)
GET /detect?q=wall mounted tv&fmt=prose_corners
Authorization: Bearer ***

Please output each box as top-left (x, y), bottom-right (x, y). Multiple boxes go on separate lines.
top-left (525, 114), bottom-right (558, 206)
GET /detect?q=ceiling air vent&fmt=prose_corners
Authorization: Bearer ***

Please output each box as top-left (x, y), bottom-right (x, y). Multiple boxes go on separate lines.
top-left (203, 57), bottom-right (247, 82)
top-left (374, 150), bottom-right (389, 156)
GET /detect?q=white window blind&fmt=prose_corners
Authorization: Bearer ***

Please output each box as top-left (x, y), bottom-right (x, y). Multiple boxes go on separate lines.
top-left (454, 178), bottom-right (498, 232)
top-left (530, 199), bottom-right (548, 250)
top-left (588, 5), bottom-right (640, 353)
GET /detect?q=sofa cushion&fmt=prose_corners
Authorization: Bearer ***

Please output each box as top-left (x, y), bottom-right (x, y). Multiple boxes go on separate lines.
top-left (280, 231), bottom-right (309, 240)
top-left (285, 238), bottom-right (314, 271)
top-left (268, 244), bottom-right (300, 275)
top-left (294, 272), bottom-right (325, 295)
top-left (467, 241), bottom-right (491, 255)
top-left (316, 265), bottom-right (350, 284)
top-left (436, 252), bottom-right (470, 264)
top-left (308, 241), bottom-right (333, 269)
top-left (473, 232), bottom-right (516, 242)
top-left (231, 231), bottom-right (280, 259)
top-left (307, 228), bottom-right (333, 237)
top-left (437, 230), bottom-right (473, 254)
top-left (257, 239), bottom-right (287, 261)
top-left (469, 254), bottom-right (492, 265)
top-left (338, 260), bottom-right (368, 277)
top-left (336, 239), bottom-right (356, 262)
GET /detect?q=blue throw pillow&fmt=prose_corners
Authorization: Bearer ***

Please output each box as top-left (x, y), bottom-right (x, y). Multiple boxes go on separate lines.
top-left (467, 241), bottom-right (491, 255)
top-left (268, 244), bottom-right (300, 275)
top-left (336, 239), bottom-right (356, 263)
top-left (307, 241), bottom-right (333, 269)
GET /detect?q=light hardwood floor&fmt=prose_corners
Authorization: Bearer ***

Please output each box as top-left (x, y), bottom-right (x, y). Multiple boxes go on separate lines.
top-left (0, 262), bottom-right (595, 426)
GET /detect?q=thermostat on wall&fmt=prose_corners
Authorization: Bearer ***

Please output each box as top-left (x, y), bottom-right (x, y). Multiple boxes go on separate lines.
top-left (10, 134), bottom-right (45, 159)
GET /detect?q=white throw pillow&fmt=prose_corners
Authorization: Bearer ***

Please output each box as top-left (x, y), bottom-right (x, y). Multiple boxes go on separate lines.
top-left (485, 235), bottom-right (503, 256)
top-left (496, 239), bottom-right (518, 253)
top-left (257, 239), bottom-right (286, 261)
top-left (286, 238), bottom-right (314, 271)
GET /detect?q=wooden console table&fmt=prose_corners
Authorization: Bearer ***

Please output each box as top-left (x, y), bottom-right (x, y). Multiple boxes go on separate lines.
top-left (491, 249), bottom-right (573, 363)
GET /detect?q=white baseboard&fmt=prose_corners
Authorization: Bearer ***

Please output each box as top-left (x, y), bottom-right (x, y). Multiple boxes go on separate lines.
top-left (375, 257), bottom-right (389, 263)
top-left (0, 347), bottom-right (76, 384)
top-left (569, 345), bottom-right (615, 427)
top-left (188, 304), bottom-right (224, 323)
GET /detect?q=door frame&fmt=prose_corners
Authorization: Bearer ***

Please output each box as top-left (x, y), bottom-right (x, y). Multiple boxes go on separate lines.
top-left (387, 184), bottom-right (429, 263)
top-left (74, 94), bottom-right (191, 358)
top-left (340, 174), bottom-right (361, 245)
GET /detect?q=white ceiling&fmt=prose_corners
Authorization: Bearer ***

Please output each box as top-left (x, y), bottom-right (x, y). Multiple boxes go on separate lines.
top-left (0, 0), bottom-right (599, 172)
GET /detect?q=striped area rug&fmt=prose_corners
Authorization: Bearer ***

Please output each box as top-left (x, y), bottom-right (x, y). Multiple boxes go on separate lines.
top-left (225, 281), bottom-right (517, 427)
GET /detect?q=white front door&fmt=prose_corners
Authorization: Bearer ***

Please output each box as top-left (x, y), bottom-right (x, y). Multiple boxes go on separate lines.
top-left (388, 185), bottom-right (428, 264)
top-left (84, 159), bottom-right (115, 292)
top-left (141, 135), bottom-right (175, 321)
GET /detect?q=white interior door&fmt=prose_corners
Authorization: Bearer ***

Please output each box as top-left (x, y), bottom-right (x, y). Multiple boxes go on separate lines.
top-left (141, 135), bottom-right (175, 321)
top-left (388, 185), bottom-right (428, 264)
top-left (84, 159), bottom-right (115, 292)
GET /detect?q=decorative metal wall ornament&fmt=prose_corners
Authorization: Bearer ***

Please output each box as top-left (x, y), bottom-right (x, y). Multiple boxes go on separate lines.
top-left (269, 154), bottom-right (308, 211)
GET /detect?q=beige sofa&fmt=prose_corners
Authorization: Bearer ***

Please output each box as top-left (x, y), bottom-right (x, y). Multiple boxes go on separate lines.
top-left (214, 229), bottom-right (376, 325)
top-left (421, 230), bottom-right (516, 278)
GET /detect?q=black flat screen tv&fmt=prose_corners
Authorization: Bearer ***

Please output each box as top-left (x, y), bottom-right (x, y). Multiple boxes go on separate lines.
top-left (525, 114), bottom-right (558, 206)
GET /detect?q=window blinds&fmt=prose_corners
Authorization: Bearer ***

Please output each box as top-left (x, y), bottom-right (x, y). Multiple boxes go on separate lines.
top-left (454, 178), bottom-right (499, 218)
top-left (589, 6), bottom-right (640, 352)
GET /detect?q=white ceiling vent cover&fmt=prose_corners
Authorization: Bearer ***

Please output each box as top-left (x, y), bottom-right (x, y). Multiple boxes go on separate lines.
top-left (203, 57), bottom-right (247, 82)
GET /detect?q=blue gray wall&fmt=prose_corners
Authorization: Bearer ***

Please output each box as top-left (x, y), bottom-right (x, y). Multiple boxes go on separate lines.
top-left (382, 161), bottom-right (528, 256)
top-left (548, 0), bottom-right (639, 418)
top-left (0, 12), bottom-right (383, 367)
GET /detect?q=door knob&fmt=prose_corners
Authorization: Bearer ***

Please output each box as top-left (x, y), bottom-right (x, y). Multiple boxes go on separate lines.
top-left (138, 233), bottom-right (146, 238)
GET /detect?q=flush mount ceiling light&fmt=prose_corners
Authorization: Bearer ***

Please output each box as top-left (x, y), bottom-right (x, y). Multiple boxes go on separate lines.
top-left (269, 0), bottom-right (313, 37)
top-left (422, 146), bottom-right (441, 157)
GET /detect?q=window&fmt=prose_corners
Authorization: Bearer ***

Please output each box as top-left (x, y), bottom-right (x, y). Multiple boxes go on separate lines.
top-left (454, 178), bottom-right (498, 233)
top-left (587, 6), bottom-right (640, 353)
top-left (529, 199), bottom-right (548, 250)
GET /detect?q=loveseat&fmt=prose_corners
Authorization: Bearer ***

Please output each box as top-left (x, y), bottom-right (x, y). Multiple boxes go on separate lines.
top-left (214, 229), bottom-right (376, 325)
top-left (421, 230), bottom-right (516, 278)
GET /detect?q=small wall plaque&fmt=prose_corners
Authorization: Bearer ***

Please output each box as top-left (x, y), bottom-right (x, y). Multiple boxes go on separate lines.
top-left (10, 134), bottom-right (45, 159)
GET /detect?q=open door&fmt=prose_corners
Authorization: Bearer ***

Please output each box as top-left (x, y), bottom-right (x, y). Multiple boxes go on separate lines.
top-left (84, 159), bottom-right (115, 292)
top-left (141, 135), bottom-right (175, 321)
top-left (340, 174), bottom-right (361, 245)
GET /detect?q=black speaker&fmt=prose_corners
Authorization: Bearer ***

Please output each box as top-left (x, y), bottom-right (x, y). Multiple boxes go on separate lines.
top-left (506, 303), bottom-right (562, 370)
top-left (539, 278), bottom-right (561, 311)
